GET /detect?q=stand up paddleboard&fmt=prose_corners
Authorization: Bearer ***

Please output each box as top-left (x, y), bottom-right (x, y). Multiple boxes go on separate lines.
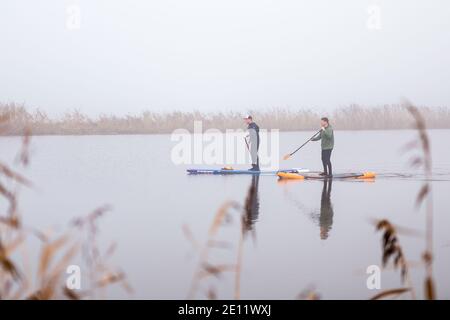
top-left (277, 171), bottom-right (376, 180)
top-left (187, 168), bottom-right (309, 175)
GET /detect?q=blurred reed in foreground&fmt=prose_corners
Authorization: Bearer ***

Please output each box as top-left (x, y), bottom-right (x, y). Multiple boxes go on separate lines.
top-left (0, 122), bottom-right (131, 299)
top-left (371, 100), bottom-right (436, 300)
top-left (186, 175), bottom-right (261, 299)
top-left (2, 103), bottom-right (450, 135)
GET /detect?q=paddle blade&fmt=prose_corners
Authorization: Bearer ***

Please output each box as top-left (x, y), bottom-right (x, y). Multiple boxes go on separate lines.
top-left (282, 154), bottom-right (291, 160)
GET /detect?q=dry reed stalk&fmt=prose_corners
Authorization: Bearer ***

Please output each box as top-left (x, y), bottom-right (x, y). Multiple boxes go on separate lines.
top-left (187, 175), bottom-right (260, 300)
top-left (182, 223), bottom-right (200, 250)
top-left (71, 205), bottom-right (132, 298)
top-left (296, 287), bottom-right (321, 300)
top-left (374, 219), bottom-right (416, 299)
top-left (372, 101), bottom-right (437, 300)
top-left (403, 101), bottom-right (436, 299)
top-left (370, 288), bottom-right (411, 300)
top-left (234, 219), bottom-right (244, 300)
top-left (0, 114), bottom-right (130, 299)
top-left (187, 201), bottom-right (240, 299)
top-left (376, 220), bottom-right (409, 281)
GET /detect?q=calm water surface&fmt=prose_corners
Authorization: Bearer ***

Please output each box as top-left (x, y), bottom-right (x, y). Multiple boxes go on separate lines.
top-left (1, 130), bottom-right (449, 299)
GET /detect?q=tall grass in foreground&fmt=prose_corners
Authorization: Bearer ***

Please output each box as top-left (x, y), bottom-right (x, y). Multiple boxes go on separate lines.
top-left (186, 175), bottom-right (262, 299)
top-left (0, 122), bottom-right (130, 299)
top-left (2, 103), bottom-right (450, 135)
top-left (186, 201), bottom-right (241, 299)
top-left (372, 101), bottom-right (436, 300)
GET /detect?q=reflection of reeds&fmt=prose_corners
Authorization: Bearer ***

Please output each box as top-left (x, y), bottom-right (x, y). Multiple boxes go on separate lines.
top-left (2, 103), bottom-right (450, 135)
top-left (0, 115), bottom-right (130, 299)
top-left (236, 176), bottom-right (259, 299)
top-left (187, 177), bottom-right (260, 300)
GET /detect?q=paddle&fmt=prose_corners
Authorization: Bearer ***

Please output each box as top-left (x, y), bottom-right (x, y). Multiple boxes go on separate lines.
top-left (283, 129), bottom-right (322, 160)
top-left (244, 137), bottom-right (250, 151)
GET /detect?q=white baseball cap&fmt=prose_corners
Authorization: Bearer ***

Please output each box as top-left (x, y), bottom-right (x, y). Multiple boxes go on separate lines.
top-left (243, 114), bottom-right (253, 120)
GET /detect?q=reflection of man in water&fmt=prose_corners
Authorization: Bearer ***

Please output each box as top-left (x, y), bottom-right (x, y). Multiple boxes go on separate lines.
top-left (319, 179), bottom-right (334, 240)
top-left (243, 175), bottom-right (260, 233)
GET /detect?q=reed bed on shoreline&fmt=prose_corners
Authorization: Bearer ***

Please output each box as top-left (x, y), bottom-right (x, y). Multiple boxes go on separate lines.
top-left (1, 103), bottom-right (450, 136)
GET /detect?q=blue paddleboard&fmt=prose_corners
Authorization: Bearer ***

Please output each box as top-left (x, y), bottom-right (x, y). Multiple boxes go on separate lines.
top-left (187, 168), bottom-right (309, 175)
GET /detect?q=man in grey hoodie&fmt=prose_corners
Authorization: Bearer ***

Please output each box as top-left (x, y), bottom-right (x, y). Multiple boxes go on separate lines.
top-left (244, 115), bottom-right (260, 171)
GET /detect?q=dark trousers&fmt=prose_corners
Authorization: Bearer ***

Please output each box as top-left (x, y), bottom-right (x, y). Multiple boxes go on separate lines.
top-left (321, 149), bottom-right (333, 175)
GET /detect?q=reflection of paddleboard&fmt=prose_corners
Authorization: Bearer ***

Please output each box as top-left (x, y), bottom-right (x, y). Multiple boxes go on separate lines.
top-left (277, 172), bottom-right (376, 180)
top-left (187, 168), bottom-right (309, 175)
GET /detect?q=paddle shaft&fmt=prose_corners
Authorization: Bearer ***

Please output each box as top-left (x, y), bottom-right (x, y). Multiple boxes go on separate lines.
top-left (244, 137), bottom-right (250, 151)
top-left (287, 129), bottom-right (322, 158)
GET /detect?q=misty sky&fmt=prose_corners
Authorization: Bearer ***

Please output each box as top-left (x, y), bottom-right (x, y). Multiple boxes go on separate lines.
top-left (1, 0), bottom-right (449, 116)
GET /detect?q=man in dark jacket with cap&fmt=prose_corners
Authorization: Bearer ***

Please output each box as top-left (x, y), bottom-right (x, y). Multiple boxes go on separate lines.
top-left (244, 115), bottom-right (260, 171)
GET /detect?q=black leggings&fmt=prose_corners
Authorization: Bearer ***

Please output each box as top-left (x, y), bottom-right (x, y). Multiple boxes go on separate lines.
top-left (321, 149), bottom-right (333, 175)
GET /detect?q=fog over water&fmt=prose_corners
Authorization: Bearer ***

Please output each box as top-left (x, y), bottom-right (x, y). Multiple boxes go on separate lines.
top-left (1, 0), bottom-right (450, 116)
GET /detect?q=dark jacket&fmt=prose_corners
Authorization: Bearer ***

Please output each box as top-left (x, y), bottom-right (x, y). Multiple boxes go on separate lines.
top-left (247, 122), bottom-right (260, 149)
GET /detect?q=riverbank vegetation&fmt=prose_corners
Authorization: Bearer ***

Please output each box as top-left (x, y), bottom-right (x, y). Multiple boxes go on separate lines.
top-left (1, 103), bottom-right (450, 135)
